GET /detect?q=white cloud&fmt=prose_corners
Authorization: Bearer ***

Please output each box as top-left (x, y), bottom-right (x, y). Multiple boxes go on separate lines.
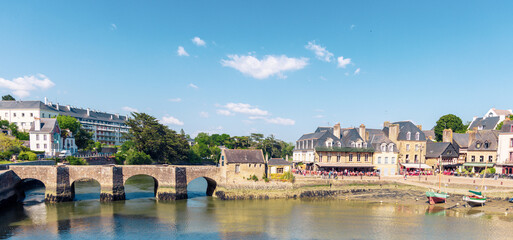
top-left (177, 46), bottom-right (189, 56)
top-left (0, 74), bottom-right (55, 98)
top-left (216, 109), bottom-right (233, 116)
top-left (305, 41), bottom-right (334, 62)
top-left (188, 83), bottom-right (198, 89)
top-left (161, 116), bottom-right (184, 126)
top-left (224, 103), bottom-right (268, 116)
top-left (122, 106), bottom-right (138, 113)
top-left (110, 23), bottom-right (117, 30)
top-left (169, 98), bottom-right (182, 102)
top-left (350, 24), bottom-right (356, 30)
top-left (199, 111), bottom-right (209, 118)
top-left (264, 117), bottom-right (295, 126)
top-left (192, 37), bottom-right (206, 46)
top-left (354, 68), bottom-right (361, 75)
top-left (221, 54), bottom-right (308, 79)
top-left (337, 56), bottom-right (351, 68)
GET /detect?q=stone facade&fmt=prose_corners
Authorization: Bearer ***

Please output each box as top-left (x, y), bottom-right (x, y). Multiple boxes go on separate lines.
top-left (219, 149), bottom-right (266, 183)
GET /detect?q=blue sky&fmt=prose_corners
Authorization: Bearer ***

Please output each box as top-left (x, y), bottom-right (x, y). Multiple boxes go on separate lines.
top-left (1, 1), bottom-right (513, 142)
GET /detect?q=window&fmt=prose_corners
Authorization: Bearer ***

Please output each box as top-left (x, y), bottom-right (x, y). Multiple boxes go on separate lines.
top-left (405, 154), bottom-right (410, 163)
top-left (36, 134), bottom-right (39, 140)
top-left (388, 144), bottom-right (394, 152)
top-left (406, 132), bottom-right (411, 140)
top-left (319, 154), bottom-right (322, 162)
top-left (13, 113), bottom-right (16, 117)
top-left (337, 154), bottom-right (341, 162)
top-left (479, 156), bottom-right (484, 162)
top-left (415, 132), bottom-right (420, 141)
top-left (4, 113), bottom-right (6, 117)
top-left (21, 113), bottom-right (25, 117)
top-left (43, 135), bottom-right (47, 140)
top-left (471, 156), bottom-right (475, 162)
top-left (235, 164), bottom-right (240, 173)
top-left (488, 156), bottom-right (493, 162)
top-left (414, 155), bottom-right (418, 163)
top-left (415, 145), bottom-right (419, 151)
top-left (406, 144), bottom-right (410, 151)
top-left (381, 144), bottom-right (386, 152)
top-left (378, 157), bottom-right (382, 164)
top-left (365, 154), bottom-right (369, 162)
top-left (42, 113), bottom-right (45, 117)
top-left (327, 153), bottom-right (331, 162)
top-left (44, 144), bottom-right (47, 149)
top-left (357, 154), bottom-right (361, 162)
top-left (30, 113), bottom-right (33, 117)
top-left (476, 141), bottom-right (481, 149)
top-left (484, 141), bottom-right (489, 149)
top-left (36, 144), bottom-right (39, 149)
top-left (510, 138), bottom-right (513, 148)
top-left (385, 157), bottom-right (389, 164)
top-left (349, 154), bottom-right (353, 162)
top-left (277, 168), bottom-right (284, 174)
top-left (351, 142), bottom-right (355, 148)
top-left (391, 157), bottom-right (396, 164)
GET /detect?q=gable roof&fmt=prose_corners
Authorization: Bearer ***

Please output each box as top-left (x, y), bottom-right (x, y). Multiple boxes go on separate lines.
top-left (468, 117), bottom-right (500, 130)
top-left (0, 101), bottom-right (57, 112)
top-left (383, 121), bottom-right (426, 141)
top-left (452, 133), bottom-right (469, 148)
top-left (315, 126), bottom-right (333, 133)
top-left (423, 130), bottom-right (435, 140)
top-left (468, 130), bottom-right (499, 151)
top-left (29, 118), bottom-right (59, 133)
top-left (223, 149), bottom-right (265, 164)
top-left (500, 120), bottom-right (513, 133)
top-left (268, 158), bottom-right (291, 166)
top-left (492, 108), bottom-right (512, 116)
top-left (367, 128), bottom-right (398, 153)
top-left (426, 142), bottom-right (458, 158)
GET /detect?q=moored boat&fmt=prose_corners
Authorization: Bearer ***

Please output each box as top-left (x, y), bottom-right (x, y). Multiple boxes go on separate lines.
top-left (463, 190), bottom-right (486, 207)
top-left (426, 190), bottom-right (448, 204)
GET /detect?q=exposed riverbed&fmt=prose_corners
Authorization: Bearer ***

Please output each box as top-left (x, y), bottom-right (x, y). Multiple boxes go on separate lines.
top-left (1, 177), bottom-right (513, 239)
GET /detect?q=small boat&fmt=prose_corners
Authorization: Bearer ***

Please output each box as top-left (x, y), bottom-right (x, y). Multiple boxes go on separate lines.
top-left (463, 190), bottom-right (487, 207)
top-left (509, 198), bottom-right (513, 203)
top-left (426, 190), bottom-right (448, 204)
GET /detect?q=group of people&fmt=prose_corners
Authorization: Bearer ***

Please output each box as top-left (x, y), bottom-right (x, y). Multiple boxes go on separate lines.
top-left (292, 169), bottom-right (380, 178)
top-left (401, 170), bottom-right (433, 176)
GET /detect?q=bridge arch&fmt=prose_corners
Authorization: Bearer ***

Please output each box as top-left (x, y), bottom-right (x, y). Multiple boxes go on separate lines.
top-left (70, 178), bottom-right (101, 200)
top-left (124, 174), bottom-right (159, 198)
top-left (15, 178), bottom-right (46, 203)
top-left (187, 176), bottom-right (217, 197)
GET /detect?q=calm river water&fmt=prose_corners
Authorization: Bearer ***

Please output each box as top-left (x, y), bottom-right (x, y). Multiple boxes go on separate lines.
top-left (1, 176), bottom-right (513, 239)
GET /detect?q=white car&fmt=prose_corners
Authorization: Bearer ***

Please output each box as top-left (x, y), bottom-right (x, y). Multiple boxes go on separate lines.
top-left (60, 150), bottom-right (72, 157)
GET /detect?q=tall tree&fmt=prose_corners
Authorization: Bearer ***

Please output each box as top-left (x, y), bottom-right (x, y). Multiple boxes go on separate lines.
top-left (125, 112), bottom-right (190, 163)
top-left (434, 114), bottom-right (466, 142)
top-left (1, 95), bottom-right (15, 101)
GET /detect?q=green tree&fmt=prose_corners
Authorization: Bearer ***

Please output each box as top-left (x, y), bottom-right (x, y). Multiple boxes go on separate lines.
top-left (2, 95), bottom-right (15, 101)
top-left (125, 149), bottom-right (153, 165)
top-left (125, 112), bottom-right (190, 164)
top-left (434, 114), bottom-right (466, 142)
top-left (496, 115), bottom-right (513, 130)
top-left (56, 115), bottom-right (93, 149)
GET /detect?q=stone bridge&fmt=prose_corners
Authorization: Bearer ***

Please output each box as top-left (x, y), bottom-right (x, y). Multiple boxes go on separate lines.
top-left (8, 165), bottom-right (223, 202)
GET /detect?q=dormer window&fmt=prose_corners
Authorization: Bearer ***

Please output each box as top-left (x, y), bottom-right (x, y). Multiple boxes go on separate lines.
top-left (415, 132), bottom-right (420, 141)
top-left (484, 141), bottom-right (489, 149)
top-left (406, 132), bottom-right (411, 140)
top-left (363, 143), bottom-right (367, 148)
top-left (337, 142), bottom-right (341, 147)
top-left (476, 141), bottom-right (482, 149)
top-left (381, 144), bottom-right (386, 152)
top-left (388, 144), bottom-right (394, 152)
top-left (351, 142), bottom-right (356, 148)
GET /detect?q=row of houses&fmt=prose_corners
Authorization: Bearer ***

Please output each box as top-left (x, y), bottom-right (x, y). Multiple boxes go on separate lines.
top-left (293, 108), bottom-right (513, 176)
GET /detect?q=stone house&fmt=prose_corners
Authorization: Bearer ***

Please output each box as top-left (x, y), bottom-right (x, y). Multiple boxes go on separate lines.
top-left (29, 118), bottom-right (62, 157)
top-left (425, 141), bottom-right (459, 170)
top-left (367, 128), bottom-right (399, 176)
top-left (219, 149), bottom-right (266, 182)
top-left (464, 129), bottom-right (498, 173)
top-left (382, 121), bottom-right (429, 172)
top-left (267, 158), bottom-right (291, 176)
top-left (496, 120), bottom-right (513, 174)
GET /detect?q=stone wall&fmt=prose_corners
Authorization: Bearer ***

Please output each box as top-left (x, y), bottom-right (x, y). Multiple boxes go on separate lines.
top-left (0, 170), bottom-right (22, 209)
top-left (0, 160), bottom-right (55, 170)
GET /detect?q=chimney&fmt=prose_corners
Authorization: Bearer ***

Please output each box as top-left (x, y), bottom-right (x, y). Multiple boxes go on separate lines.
top-left (389, 124), bottom-right (399, 142)
top-left (110, 115), bottom-right (113, 120)
top-left (44, 97), bottom-right (48, 105)
top-left (383, 121), bottom-right (390, 128)
top-left (333, 123), bottom-right (341, 138)
top-left (473, 116), bottom-right (477, 121)
top-left (87, 108), bottom-right (90, 116)
top-left (359, 124), bottom-right (366, 140)
top-left (443, 129), bottom-right (453, 143)
top-left (469, 130), bottom-right (476, 144)
top-left (286, 155), bottom-right (289, 161)
top-left (115, 113), bottom-right (119, 119)
top-left (34, 118), bottom-right (41, 131)
top-left (416, 125), bottom-right (422, 131)
top-left (67, 105), bottom-right (71, 111)
top-left (56, 103), bottom-right (59, 110)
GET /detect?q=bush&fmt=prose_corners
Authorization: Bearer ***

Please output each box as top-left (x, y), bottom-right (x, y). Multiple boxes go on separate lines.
top-left (480, 167), bottom-right (496, 175)
top-left (125, 150), bottom-right (153, 165)
top-left (280, 171), bottom-right (295, 182)
top-left (66, 156), bottom-right (87, 165)
top-left (251, 175), bottom-right (259, 182)
top-left (18, 151), bottom-right (37, 161)
top-left (0, 151), bottom-right (13, 160)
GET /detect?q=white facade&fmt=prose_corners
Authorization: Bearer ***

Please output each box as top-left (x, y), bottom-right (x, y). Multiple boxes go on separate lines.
top-left (0, 106), bottom-right (58, 132)
top-left (269, 165), bottom-right (290, 174)
top-left (374, 143), bottom-right (399, 176)
top-left (484, 108), bottom-right (512, 122)
top-left (293, 150), bottom-right (315, 163)
top-left (29, 118), bottom-right (62, 157)
top-left (497, 132), bottom-right (513, 173)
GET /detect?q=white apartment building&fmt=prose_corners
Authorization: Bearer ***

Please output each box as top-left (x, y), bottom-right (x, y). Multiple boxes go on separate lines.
top-left (0, 98), bottom-right (129, 146)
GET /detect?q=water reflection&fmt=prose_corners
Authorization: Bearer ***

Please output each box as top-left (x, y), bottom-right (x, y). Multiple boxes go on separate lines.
top-left (2, 178), bottom-right (513, 239)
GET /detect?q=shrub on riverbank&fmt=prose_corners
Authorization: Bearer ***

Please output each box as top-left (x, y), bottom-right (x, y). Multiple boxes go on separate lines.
top-left (18, 151), bottom-right (37, 161)
top-left (66, 156), bottom-right (87, 165)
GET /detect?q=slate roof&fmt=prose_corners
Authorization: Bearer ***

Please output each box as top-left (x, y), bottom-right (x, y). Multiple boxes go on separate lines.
top-left (49, 103), bottom-right (127, 124)
top-left (468, 130), bottom-right (499, 151)
top-left (367, 128), bottom-right (398, 153)
top-left (29, 118), bottom-right (58, 133)
top-left (423, 130), bottom-right (435, 140)
top-left (0, 101), bottom-right (57, 112)
top-left (340, 128), bottom-right (364, 146)
top-left (426, 142), bottom-right (459, 158)
top-left (452, 133), bottom-right (469, 148)
top-left (492, 109), bottom-right (512, 116)
top-left (268, 158), bottom-right (291, 166)
top-left (468, 117), bottom-right (500, 130)
top-left (315, 127), bottom-right (333, 133)
top-left (383, 121), bottom-right (426, 141)
top-left (224, 149), bottom-right (265, 164)
top-left (500, 120), bottom-right (513, 133)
